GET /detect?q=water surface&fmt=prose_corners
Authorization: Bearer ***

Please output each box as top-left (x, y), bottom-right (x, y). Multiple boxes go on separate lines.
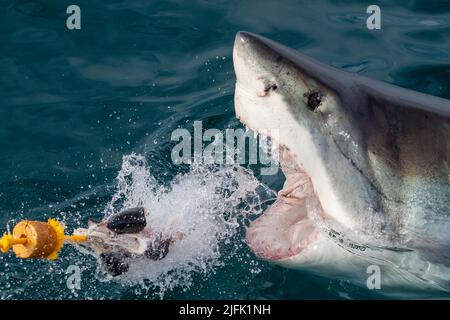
top-left (0, 0), bottom-right (449, 299)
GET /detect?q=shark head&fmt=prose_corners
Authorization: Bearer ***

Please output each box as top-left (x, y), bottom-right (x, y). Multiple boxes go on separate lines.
top-left (233, 31), bottom-right (450, 292)
top-left (234, 31), bottom-right (378, 245)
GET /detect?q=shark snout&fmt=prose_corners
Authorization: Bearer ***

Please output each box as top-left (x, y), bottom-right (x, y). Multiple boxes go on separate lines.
top-left (234, 31), bottom-right (258, 56)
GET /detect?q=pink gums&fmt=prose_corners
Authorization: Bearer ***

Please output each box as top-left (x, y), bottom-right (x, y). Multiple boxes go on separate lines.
top-left (246, 147), bottom-right (320, 260)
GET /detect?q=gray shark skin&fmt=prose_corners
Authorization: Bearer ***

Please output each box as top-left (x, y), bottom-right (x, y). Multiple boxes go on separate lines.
top-left (233, 31), bottom-right (450, 297)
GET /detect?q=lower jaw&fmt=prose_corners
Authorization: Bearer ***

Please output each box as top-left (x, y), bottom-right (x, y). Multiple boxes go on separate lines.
top-left (246, 146), bottom-right (322, 261)
top-left (246, 198), bottom-right (319, 260)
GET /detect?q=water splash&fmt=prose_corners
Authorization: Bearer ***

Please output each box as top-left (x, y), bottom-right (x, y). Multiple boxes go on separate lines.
top-left (99, 153), bottom-right (274, 296)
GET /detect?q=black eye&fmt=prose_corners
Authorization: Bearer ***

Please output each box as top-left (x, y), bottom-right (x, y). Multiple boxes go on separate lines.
top-left (303, 90), bottom-right (323, 111)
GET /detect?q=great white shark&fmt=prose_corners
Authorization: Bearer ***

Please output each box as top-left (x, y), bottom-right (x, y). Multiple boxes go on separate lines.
top-left (233, 31), bottom-right (450, 297)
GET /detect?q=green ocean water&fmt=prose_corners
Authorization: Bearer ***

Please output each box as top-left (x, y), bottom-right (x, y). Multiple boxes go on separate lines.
top-left (0, 0), bottom-right (449, 299)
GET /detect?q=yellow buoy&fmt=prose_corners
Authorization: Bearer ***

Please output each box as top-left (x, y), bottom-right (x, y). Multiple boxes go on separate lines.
top-left (12, 220), bottom-right (57, 259)
top-left (0, 219), bottom-right (88, 260)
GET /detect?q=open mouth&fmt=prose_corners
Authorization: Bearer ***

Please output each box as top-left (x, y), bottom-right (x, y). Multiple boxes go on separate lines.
top-left (246, 145), bottom-right (322, 261)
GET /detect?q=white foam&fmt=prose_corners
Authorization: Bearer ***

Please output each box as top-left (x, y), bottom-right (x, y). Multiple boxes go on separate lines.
top-left (100, 153), bottom-right (274, 297)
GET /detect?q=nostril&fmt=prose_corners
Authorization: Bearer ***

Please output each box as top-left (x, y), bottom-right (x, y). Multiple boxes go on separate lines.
top-left (265, 84), bottom-right (277, 92)
top-left (258, 83), bottom-right (278, 97)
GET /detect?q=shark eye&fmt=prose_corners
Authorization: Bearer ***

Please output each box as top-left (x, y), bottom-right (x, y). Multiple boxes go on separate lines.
top-left (304, 90), bottom-right (323, 111)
